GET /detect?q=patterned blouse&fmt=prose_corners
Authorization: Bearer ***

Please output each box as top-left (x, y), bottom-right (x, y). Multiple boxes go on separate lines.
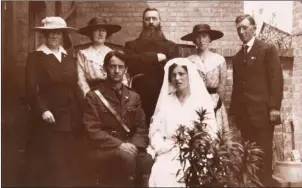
top-left (188, 51), bottom-right (227, 102)
top-left (77, 45), bottom-right (112, 97)
top-left (188, 51), bottom-right (229, 131)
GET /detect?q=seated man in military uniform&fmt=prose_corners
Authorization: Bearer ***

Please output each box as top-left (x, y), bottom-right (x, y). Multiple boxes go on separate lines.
top-left (82, 50), bottom-right (153, 187)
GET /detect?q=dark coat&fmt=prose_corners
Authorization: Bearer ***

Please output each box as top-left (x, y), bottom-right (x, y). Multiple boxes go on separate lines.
top-left (124, 38), bottom-right (179, 123)
top-left (229, 39), bottom-right (283, 118)
top-left (25, 51), bottom-right (82, 131)
top-left (83, 83), bottom-right (149, 154)
top-left (24, 50), bottom-right (83, 186)
top-left (229, 39), bottom-right (283, 185)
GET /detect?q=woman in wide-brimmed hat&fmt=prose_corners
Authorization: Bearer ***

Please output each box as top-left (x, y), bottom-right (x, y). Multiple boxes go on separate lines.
top-left (24, 17), bottom-right (83, 186)
top-left (76, 17), bottom-right (128, 97)
top-left (181, 24), bottom-right (229, 132)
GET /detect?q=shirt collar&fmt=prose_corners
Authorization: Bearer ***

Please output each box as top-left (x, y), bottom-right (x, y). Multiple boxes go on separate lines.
top-left (104, 80), bottom-right (123, 92)
top-left (245, 36), bottom-right (256, 47)
top-left (37, 44), bottom-right (67, 55)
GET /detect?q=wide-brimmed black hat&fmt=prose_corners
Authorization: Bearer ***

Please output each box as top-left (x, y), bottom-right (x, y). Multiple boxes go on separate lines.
top-left (181, 24), bottom-right (224, 41)
top-left (77, 17), bottom-right (122, 37)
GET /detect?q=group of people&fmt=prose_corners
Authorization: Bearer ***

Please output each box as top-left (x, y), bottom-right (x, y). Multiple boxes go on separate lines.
top-left (24, 7), bottom-right (283, 188)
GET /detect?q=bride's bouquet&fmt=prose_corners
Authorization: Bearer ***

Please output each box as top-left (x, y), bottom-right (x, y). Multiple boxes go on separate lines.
top-left (174, 109), bottom-right (264, 187)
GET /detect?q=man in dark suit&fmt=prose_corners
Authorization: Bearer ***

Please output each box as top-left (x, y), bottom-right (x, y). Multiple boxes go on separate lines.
top-left (229, 14), bottom-right (283, 186)
top-left (124, 8), bottom-right (179, 124)
top-left (83, 51), bottom-right (153, 187)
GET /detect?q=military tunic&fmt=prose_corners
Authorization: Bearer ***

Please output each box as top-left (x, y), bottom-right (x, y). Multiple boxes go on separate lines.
top-left (83, 81), bottom-right (153, 186)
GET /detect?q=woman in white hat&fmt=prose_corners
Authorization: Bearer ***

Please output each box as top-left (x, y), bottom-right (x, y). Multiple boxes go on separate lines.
top-left (76, 17), bottom-right (127, 97)
top-left (24, 17), bottom-right (83, 186)
top-left (181, 24), bottom-right (229, 132)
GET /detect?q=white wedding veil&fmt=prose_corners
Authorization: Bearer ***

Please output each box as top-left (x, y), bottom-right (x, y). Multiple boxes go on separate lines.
top-left (149, 58), bottom-right (217, 140)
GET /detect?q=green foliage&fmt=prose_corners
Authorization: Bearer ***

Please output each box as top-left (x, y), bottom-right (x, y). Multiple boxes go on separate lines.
top-left (174, 109), bottom-right (264, 187)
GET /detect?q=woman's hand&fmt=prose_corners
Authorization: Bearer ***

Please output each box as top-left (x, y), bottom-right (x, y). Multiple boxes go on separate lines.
top-left (42, 110), bottom-right (56, 124)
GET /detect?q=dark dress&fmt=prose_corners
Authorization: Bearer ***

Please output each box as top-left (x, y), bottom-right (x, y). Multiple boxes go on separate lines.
top-left (24, 49), bottom-right (83, 186)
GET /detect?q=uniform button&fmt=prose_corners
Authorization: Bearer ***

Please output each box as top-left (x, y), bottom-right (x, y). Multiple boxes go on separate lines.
top-left (121, 105), bottom-right (124, 108)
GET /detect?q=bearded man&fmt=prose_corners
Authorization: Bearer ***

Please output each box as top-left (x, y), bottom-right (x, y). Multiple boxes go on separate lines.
top-left (124, 8), bottom-right (179, 124)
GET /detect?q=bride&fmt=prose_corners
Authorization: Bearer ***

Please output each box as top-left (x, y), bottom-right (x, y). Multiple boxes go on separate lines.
top-left (148, 58), bottom-right (218, 187)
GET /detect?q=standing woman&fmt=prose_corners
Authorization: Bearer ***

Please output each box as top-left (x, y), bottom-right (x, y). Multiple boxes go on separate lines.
top-left (181, 24), bottom-right (229, 132)
top-left (77, 17), bottom-right (127, 97)
top-left (25, 17), bottom-right (82, 186)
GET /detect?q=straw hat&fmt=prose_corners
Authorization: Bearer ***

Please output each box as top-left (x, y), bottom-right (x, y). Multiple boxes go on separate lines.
top-left (181, 24), bottom-right (223, 41)
top-left (77, 17), bottom-right (122, 37)
top-left (32, 17), bottom-right (76, 32)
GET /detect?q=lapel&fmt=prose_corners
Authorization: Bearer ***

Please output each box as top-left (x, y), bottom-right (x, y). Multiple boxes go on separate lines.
top-left (100, 83), bottom-right (130, 106)
top-left (247, 39), bottom-right (262, 57)
top-left (245, 39), bottom-right (263, 66)
top-left (61, 52), bottom-right (68, 63)
top-left (234, 39), bottom-right (262, 66)
top-left (121, 85), bottom-right (130, 106)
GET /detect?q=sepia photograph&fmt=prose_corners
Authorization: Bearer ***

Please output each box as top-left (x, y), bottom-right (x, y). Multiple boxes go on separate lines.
top-left (1, 1), bottom-right (302, 187)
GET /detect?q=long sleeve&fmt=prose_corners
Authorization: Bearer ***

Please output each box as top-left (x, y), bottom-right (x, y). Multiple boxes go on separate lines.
top-left (217, 59), bottom-right (227, 102)
top-left (229, 58), bottom-right (238, 116)
top-left (200, 93), bottom-right (218, 138)
top-left (130, 94), bottom-right (149, 149)
top-left (124, 41), bottom-right (159, 75)
top-left (149, 114), bottom-right (175, 155)
top-left (25, 53), bottom-right (48, 116)
top-left (83, 92), bottom-right (123, 149)
top-left (77, 51), bottom-right (91, 97)
top-left (266, 44), bottom-right (283, 110)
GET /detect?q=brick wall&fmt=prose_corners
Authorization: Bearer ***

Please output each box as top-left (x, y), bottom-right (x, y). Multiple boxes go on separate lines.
top-left (70, 1), bottom-right (243, 49)
top-left (291, 1), bottom-right (302, 155)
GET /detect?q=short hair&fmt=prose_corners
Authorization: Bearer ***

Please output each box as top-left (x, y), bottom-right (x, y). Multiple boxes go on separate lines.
top-left (142, 7), bottom-right (161, 20)
top-left (103, 50), bottom-right (127, 68)
top-left (168, 63), bottom-right (188, 83)
top-left (235, 14), bottom-right (256, 26)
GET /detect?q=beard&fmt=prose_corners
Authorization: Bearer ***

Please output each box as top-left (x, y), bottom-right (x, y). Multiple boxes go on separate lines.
top-left (139, 24), bottom-right (166, 41)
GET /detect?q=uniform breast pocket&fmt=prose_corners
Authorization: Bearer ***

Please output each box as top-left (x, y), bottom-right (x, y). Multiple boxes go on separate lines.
top-left (125, 106), bottom-right (137, 125)
top-left (97, 106), bottom-right (112, 125)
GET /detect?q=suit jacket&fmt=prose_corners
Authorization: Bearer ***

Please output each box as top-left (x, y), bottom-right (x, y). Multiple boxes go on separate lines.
top-left (25, 51), bottom-right (82, 131)
top-left (229, 39), bottom-right (283, 115)
top-left (83, 82), bottom-right (149, 151)
top-left (124, 38), bottom-right (179, 122)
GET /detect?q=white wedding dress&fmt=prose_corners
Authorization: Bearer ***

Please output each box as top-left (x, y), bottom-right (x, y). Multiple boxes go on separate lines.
top-left (148, 58), bottom-right (218, 187)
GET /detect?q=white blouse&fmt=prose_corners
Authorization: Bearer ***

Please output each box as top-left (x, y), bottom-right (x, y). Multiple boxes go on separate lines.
top-left (77, 45), bottom-right (112, 97)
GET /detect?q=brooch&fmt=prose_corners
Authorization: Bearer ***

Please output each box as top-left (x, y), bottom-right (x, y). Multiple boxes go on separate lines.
top-left (251, 56), bottom-right (256, 60)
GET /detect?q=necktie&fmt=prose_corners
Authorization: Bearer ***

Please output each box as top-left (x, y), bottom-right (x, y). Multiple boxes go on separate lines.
top-left (115, 89), bottom-right (122, 101)
top-left (243, 45), bottom-right (249, 54)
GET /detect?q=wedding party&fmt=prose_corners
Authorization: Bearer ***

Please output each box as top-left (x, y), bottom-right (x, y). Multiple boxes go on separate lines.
top-left (2, 1), bottom-right (302, 187)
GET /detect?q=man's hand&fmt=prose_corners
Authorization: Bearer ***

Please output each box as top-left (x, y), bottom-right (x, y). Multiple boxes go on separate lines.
top-left (157, 53), bottom-right (167, 62)
top-left (119, 143), bottom-right (138, 156)
top-left (42, 110), bottom-right (56, 124)
top-left (270, 109), bottom-right (281, 122)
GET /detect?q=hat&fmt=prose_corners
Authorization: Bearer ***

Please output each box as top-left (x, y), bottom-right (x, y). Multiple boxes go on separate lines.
top-left (77, 17), bottom-right (122, 37)
top-left (181, 24), bottom-right (223, 41)
top-left (32, 17), bottom-right (76, 32)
